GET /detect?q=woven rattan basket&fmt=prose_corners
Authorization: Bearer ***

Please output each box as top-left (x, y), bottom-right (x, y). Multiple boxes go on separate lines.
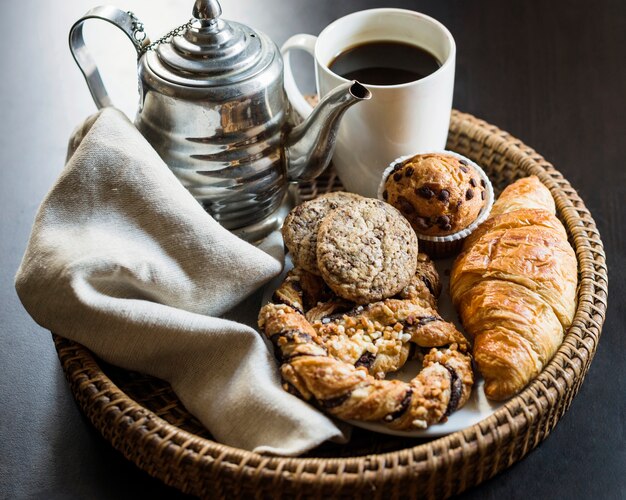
top-left (53, 110), bottom-right (608, 499)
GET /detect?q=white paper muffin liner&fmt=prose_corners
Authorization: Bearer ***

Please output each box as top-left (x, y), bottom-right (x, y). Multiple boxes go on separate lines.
top-left (377, 150), bottom-right (495, 257)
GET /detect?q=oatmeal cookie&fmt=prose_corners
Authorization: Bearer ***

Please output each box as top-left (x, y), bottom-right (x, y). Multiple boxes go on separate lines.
top-left (316, 198), bottom-right (418, 303)
top-left (282, 191), bottom-right (362, 275)
top-left (382, 153), bottom-right (486, 236)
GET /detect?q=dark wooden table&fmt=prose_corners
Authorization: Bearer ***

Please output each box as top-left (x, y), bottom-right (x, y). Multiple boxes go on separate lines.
top-left (1, 0), bottom-right (623, 498)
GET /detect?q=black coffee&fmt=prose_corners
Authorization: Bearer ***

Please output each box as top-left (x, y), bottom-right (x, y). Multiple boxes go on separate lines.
top-left (328, 41), bottom-right (441, 86)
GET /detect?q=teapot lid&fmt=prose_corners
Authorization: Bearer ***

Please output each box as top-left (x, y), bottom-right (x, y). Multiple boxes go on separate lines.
top-left (145, 0), bottom-right (274, 87)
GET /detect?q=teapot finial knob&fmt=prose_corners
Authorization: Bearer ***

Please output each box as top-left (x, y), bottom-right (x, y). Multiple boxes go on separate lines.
top-left (193, 0), bottom-right (222, 22)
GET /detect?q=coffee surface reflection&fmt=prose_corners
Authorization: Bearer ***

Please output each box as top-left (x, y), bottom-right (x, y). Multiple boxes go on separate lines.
top-left (329, 41), bottom-right (441, 86)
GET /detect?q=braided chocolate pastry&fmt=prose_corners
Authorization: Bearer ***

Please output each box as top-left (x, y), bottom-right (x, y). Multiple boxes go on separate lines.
top-left (272, 254), bottom-right (466, 379)
top-left (259, 304), bottom-right (473, 430)
top-left (260, 253), bottom-right (474, 430)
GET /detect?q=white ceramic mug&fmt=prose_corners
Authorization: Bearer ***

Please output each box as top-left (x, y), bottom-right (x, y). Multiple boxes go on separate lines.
top-left (282, 8), bottom-right (456, 197)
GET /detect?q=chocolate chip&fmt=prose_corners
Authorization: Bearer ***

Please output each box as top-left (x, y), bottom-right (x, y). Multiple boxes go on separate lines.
top-left (405, 166), bottom-right (414, 177)
top-left (319, 392), bottom-right (351, 409)
top-left (416, 315), bottom-right (439, 326)
top-left (438, 189), bottom-right (450, 203)
top-left (459, 165), bottom-right (469, 173)
top-left (298, 333), bottom-right (313, 343)
top-left (332, 304), bottom-right (363, 320)
top-left (393, 163), bottom-right (403, 172)
top-left (397, 196), bottom-right (415, 215)
top-left (271, 292), bottom-right (304, 315)
top-left (414, 217), bottom-right (431, 231)
top-left (459, 159), bottom-right (468, 166)
top-left (481, 190), bottom-right (486, 200)
top-left (283, 382), bottom-right (302, 397)
top-left (469, 178), bottom-right (477, 187)
top-left (332, 194), bottom-right (353, 209)
top-left (437, 215), bottom-right (450, 229)
top-left (416, 186), bottom-right (435, 199)
top-left (480, 179), bottom-right (486, 188)
top-left (466, 189), bottom-right (474, 200)
top-left (269, 329), bottom-right (304, 358)
top-left (393, 172), bottom-right (402, 182)
top-left (422, 277), bottom-right (434, 295)
top-left (324, 311), bottom-right (348, 321)
top-left (383, 190), bottom-right (388, 200)
top-left (384, 388), bottom-right (413, 421)
top-left (269, 329), bottom-right (297, 344)
top-left (355, 351), bottom-right (376, 369)
top-left (456, 200), bottom-right (463, 210)
top-left (443, 366), bottom-right (463, 417)
top-left (284, 352), bottom-right (325, 362)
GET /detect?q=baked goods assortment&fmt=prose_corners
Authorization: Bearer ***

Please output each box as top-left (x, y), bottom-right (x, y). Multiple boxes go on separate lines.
top-left (450, 176), bottom-right (578, 400)
top-left (262, 194), bottom-right (474, 430)
top-left (259, 262), bottom-right (473, 430)
top-left (270, 258), bottom-right (467, 379)
top-left (265, 159), bottom-right (578, 431)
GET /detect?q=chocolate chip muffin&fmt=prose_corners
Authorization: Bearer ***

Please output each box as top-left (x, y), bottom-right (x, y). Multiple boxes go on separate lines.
top-left (382, 153), bottom-right (486, 236)
top-left (316, 198), bottom-right (418, 303)
top-left (282, 191), bottom-right (363, 275)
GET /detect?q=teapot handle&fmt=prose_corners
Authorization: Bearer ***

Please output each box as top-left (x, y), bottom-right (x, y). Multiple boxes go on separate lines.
top-left (69, 6), bottom-right (150, 109)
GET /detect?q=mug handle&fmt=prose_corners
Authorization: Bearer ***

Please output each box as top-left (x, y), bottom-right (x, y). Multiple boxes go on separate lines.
top-left (69, 6), bottom-right (151, 109)
top-left (281, 34), bottom-right (317, 120)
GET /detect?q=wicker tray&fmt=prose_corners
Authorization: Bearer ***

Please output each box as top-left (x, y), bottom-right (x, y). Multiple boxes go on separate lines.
top-left (53, 110), bottom-right (608, 499)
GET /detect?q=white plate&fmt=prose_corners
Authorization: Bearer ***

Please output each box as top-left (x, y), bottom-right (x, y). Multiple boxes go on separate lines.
top-left (347, 363), bottom-right (498, 437)
top-left (261, 256), bottom-right (503, 437)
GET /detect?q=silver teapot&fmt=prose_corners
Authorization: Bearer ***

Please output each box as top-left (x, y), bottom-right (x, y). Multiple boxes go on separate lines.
top-left (69, 0), bottom-right (370, 241)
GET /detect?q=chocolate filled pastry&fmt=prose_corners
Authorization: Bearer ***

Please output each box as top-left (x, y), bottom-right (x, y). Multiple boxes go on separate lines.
top-left (260, 254), bottom-right (474, 430)
top-left (450, 176), bottom-right (578, 401)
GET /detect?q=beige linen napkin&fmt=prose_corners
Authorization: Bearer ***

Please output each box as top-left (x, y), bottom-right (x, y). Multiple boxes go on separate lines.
top-left (15, 107), bottom-right (346, 455)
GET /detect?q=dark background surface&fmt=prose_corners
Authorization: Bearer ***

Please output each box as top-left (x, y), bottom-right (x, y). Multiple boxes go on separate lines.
top-left (1, 0), bottom-right (624, 498)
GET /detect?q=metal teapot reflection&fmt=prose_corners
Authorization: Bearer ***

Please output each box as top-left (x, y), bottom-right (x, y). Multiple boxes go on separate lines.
top-left (69, 0), bottom-right (370, 241)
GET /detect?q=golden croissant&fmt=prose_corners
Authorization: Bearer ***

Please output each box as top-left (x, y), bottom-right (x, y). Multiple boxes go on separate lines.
top-left (450, 176), bottom-right (577, 400)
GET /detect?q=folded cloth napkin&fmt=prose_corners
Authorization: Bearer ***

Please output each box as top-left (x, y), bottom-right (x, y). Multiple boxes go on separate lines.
top-left (15, 107), bottom-right (347, 455)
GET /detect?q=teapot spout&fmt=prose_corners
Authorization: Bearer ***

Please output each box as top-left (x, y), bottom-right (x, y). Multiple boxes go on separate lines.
top-left (285, 81), bottom-right (371, 181)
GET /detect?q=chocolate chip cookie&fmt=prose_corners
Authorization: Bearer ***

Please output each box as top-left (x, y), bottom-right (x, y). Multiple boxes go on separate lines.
top-left (316, 198), bottom-right (418, 303)
top-left (382, 153), bottom-right (486, 236)
top-left (282, 191), bottom-right (362, 275)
